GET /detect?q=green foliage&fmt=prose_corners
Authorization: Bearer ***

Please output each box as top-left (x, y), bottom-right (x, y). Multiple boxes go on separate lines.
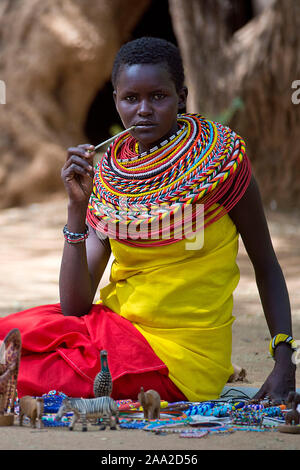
top-left (212, 97), bottom-right (244, 124)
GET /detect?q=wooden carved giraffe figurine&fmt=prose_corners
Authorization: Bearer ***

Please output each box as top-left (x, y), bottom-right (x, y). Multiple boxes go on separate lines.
top-left (0, 328), bottom-right (22, 425)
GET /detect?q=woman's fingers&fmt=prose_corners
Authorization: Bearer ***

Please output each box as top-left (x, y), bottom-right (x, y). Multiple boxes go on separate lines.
top-left (64, 154), bottom-right (94, 178)
top-left (61, 144), bottom-right (95, 203)
top-left (253, 384), bottom-right (286, 404)
top-left (64, 163), bottom-right (92, 182)
top-left (67, 144), bottom-right (95, 160)
top-left (253, 384), bottom-right (268, 400)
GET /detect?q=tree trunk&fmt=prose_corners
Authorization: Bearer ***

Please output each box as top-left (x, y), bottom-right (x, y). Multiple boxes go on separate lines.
top-left (168, 0), bottom-right (233, 117)
top-left (169, 0), bottom-right (300, 209)
top-left (252, 0), bottom-right (275, 16)
top-left (0, 0), bottom-right (150, 208)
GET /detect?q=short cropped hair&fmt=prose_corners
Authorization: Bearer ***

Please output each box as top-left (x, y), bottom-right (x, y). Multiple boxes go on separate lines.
top-left (111, 37), bottom-right (185, 92)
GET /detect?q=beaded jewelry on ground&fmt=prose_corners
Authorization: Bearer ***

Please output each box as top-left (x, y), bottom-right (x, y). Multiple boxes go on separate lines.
top-left (10, 386), bottom-right (300, 438)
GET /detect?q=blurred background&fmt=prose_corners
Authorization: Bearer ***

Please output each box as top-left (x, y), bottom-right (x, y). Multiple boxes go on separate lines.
top-left (0, 0), bottom-right (299, 316)
top-left (0, 0), bottom-right (300, 209)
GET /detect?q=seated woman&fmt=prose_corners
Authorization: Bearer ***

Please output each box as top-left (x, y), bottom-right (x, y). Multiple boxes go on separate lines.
top-left (0, 37), bottom-right (296, 403)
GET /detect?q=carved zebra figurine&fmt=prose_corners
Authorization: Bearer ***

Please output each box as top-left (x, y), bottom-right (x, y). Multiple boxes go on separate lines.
top-left (55, 396), bottom-right (119, 432)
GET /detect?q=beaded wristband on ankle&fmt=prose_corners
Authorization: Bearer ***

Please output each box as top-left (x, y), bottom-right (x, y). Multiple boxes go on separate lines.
top-left (63, 224), bottom-right (89, 244)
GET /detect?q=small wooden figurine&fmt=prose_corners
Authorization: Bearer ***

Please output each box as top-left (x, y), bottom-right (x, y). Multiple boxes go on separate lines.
top-left (228, 363), bottom-right (247, 383)
top-left (93, 350), bottom-right (113, 398)
top-left (19, 396), bottom-right (44, 429)
top-left (285, 391), bottom-right (300, 425)
top-left (138, 387), bottom-right (161, 420)
top-left (55, 396), bottom-right (119, 432)
top-left (0, 328), bottom-right (21, 426)
top-left (278, 391), bottom-right (300, 434)
top-left (286, 391), bottom-right (300, 408)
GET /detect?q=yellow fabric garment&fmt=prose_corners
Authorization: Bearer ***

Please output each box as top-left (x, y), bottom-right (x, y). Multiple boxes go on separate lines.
top-left (99, 212), bottom-right (240, 401)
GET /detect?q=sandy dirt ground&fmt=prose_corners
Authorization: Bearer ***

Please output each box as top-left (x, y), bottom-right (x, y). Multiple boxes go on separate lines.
top-left (0, 195), bottom-right (300, 451)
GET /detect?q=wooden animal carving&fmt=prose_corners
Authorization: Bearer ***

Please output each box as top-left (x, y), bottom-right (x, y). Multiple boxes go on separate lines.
top-left (278, 392), bottom-right (300, 434)
top-left (0, 328), bottom-right (21, 421)
top-left (93, 350), bottom-right (113, 398)
top-left (138, 387), bottom-right (160, 420)
top-left (228, 363), bottom-right (247, 383)
top-left (286, 391), bottom-right (300, 408)
top-left (55, 396), bottom-right (119, 432)
top-left (285, 391), bottom-right (300, 426)
top-left (19, 396), bottom-right (44, 428)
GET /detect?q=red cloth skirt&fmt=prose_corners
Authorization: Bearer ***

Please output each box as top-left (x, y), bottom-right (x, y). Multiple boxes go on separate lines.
top-left (0, 303), bottom-right (186, 401)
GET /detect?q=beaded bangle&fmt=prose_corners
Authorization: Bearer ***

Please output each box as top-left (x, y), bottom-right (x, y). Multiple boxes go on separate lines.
top-left (63, 224), bottom-right (89, 244)
top-left (269, 334), bottom-right (298, 358)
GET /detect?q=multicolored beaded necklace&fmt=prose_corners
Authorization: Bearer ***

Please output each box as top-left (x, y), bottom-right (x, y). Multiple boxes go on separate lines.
top-left (87, 113), bottom-right (251, 247)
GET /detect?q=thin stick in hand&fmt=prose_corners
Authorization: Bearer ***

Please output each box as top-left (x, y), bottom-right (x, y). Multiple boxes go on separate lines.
top-left (92, 126), bottom-right (136, 166)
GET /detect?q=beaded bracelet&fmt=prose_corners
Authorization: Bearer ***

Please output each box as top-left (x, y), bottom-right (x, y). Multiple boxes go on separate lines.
top-left (269, 334), bottom-right (298, 359)
top-left (63, 224), bottom-right (89, 244)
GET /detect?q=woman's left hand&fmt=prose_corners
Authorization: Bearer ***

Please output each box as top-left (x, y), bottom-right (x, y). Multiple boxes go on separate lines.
top-left (253, 345), bottom-right (296, 403)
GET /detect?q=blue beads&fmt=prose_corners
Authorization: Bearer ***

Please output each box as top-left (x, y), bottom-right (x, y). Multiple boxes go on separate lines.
top-left (243, 404), bottom-right (264, 411)
top-left (186, 402), bottom-right (233, 417)
top-left (119, 419), bottom-right (148, 429)
top-left (42, 414), bottom-right (70, 427)
top-left (211, 404), bottom-right (233, 417)
top-left (233, 401), bottom-right (247, 409)
top-left (185, 401), bottom-right (283, 422)
top-left (42, 390), bottom-right (67, 413)
top-left (261, 406), bottom-right (283, 417)
top-left (231, 409), bottom-right (264, 426)
top-left (185, 402), bottom-right (215, 416)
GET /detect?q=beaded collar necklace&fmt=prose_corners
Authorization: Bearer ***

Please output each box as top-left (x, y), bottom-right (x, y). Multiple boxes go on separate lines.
top-left (122, 124), bottom-right (187, 162)
top-left (87, 113), bottom-right (251, 247)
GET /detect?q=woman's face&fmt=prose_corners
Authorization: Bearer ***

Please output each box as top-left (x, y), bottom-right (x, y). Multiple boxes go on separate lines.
top-left (113, 63), bottom-right (187, 153)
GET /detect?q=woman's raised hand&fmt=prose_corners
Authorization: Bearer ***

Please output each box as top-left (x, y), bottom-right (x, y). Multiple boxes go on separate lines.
top-left (61, 144), bottom-right (95, 205)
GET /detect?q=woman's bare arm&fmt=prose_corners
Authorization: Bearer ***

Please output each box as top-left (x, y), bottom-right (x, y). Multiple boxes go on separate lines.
top-left (228, 175), bottom-right (295, 400)
top-left (59, 143), bottom-right (111, 317)
top-left (229, 175), bottom-right (292, 336)
top-left (59, 203), bottom-right (111, 317)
